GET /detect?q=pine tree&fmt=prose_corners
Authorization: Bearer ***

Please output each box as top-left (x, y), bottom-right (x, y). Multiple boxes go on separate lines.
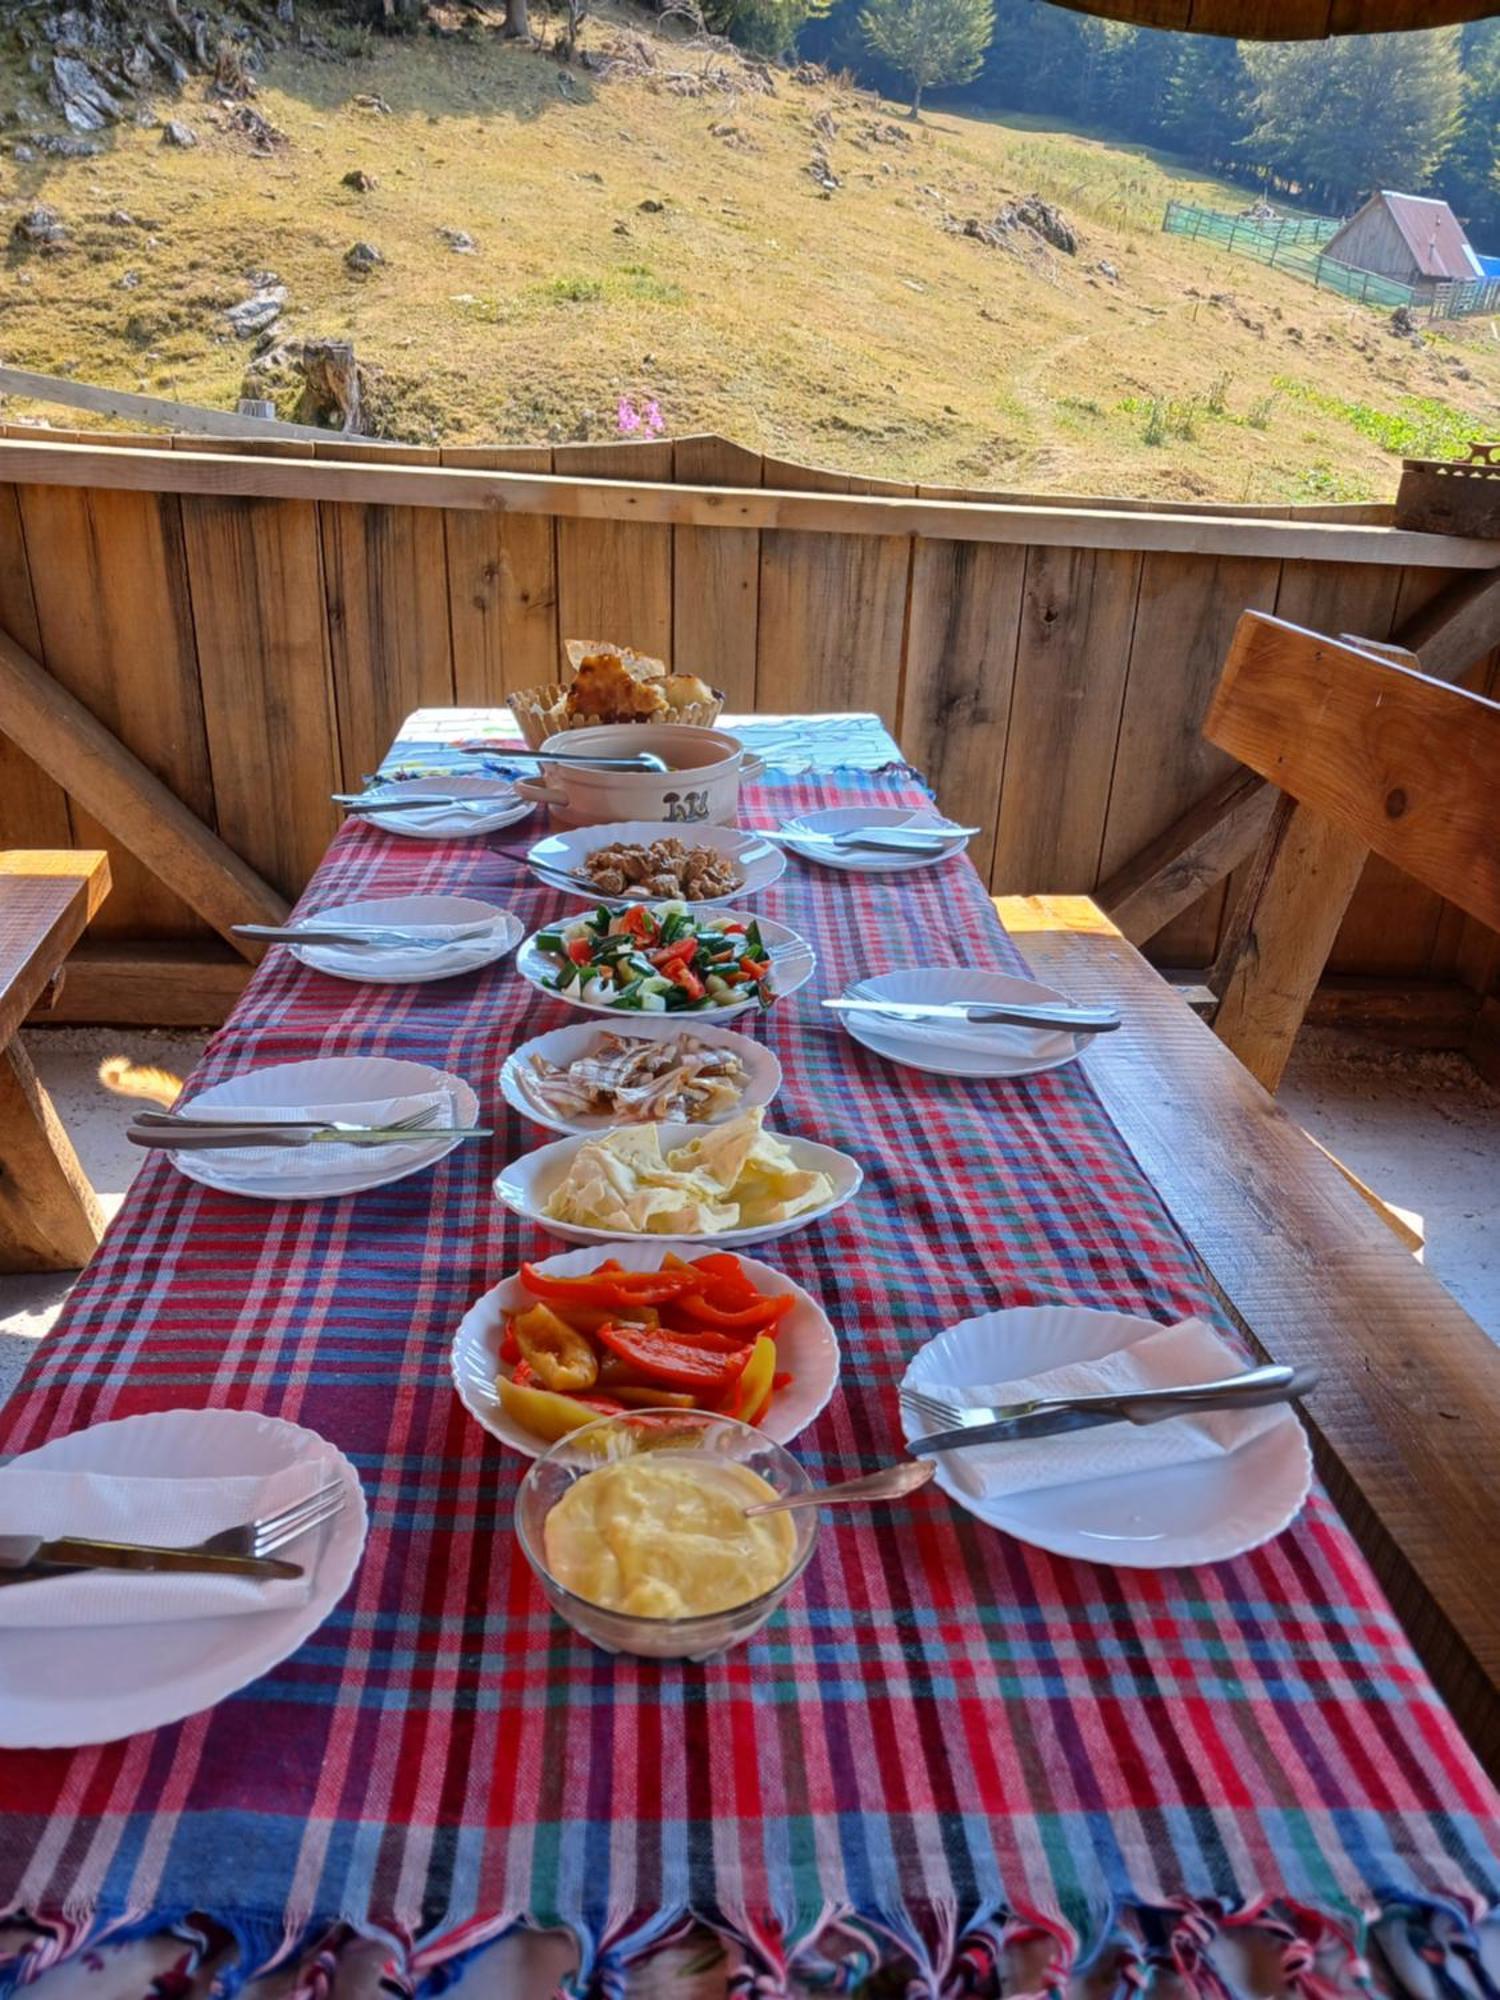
top-left (860, 0), bottom-right (995, 118)
top-left (1436, 21), bottom-right (1500, 243)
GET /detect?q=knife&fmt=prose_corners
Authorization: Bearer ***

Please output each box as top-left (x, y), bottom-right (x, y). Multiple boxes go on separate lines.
top-left (127, 1125), bottom-right (491, 1151)
top-left (233, 921), bottom-right (499, 949)
top-left (0, 1534), bottom-right (301, 1581)
top-left (769, 827), bottom-right (978, 848)
top-left (332, 794), bottom-right (502, 815)
top-left (907, 1366), bottom-right (1319, 1456)
top-left (824, 997), bottom-right (1122, 1032)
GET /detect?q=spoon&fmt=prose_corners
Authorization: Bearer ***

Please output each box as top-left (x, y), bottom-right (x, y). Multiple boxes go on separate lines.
top-left (742, 1458), bottom-right (937, 1519)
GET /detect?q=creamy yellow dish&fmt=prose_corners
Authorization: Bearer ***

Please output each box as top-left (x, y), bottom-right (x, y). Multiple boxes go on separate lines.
top-left (542, 1454), bottom-right (797, 1618)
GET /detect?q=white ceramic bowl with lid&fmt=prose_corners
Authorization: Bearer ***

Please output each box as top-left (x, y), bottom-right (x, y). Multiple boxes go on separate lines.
top-left (512, 725), bottom-right (765, 830)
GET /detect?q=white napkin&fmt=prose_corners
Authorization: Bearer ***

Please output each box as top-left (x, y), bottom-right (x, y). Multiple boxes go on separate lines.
top-left (921, 1319), bottom-right (1285, 1501)
top-left (304, 921), bottom-right (503, 979)
top-left (0, 1456), bottom-right (328, 1628)
top-left (847, 982), bottom-right (1073, 1063)
top-left (172, 1088), bottom-right (453, 1177)
top-left (300, 913), bottom-right (498, 945)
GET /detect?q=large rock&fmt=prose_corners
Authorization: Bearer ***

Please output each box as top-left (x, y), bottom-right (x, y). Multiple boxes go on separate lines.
top-left (344, 241), bottom-right (383, 274)
top-left (161, 119), bottom-right (198, 148)
top-left (11, 205), bottom-right (66, 250)
top-left (226, 284), bottom-right (288, 337)
top-left (1007, 194), bottom-right (1077, 254)
top-left (51, 54), bottom-right (123, 132)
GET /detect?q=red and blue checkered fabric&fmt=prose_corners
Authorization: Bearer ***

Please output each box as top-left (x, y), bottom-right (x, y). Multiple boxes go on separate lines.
top-left (2, 741), bottom-right (1497, 1998)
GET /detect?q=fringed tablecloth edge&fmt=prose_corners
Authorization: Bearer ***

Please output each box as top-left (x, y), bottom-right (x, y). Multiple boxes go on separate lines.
top-left (4, 1891), bottom-right (1497, 2000)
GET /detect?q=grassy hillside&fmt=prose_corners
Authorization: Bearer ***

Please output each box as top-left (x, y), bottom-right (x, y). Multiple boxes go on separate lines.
top-left (2, 5), bottom-right (1497, 500)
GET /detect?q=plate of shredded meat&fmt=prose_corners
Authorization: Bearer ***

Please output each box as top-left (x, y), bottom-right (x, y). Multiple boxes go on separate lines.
top-left (525, 822), bottom-right (785, 905)
top-left (501, 1022), bottom-right (782, 1136)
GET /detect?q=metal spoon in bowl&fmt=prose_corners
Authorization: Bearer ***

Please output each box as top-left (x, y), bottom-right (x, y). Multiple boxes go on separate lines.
top-left (742, 1458), bottom-right (937, 1519)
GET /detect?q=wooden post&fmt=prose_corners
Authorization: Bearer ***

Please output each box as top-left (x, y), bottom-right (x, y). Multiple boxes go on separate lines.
top-left (0, 1042), bottom-right (104, 1272)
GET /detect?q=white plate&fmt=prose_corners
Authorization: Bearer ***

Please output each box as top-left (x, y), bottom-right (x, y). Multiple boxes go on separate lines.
top-left (516, 907), bottom-right (816, 1024)
top-left (168, 1056), bottom-right (481, 1202)
top-left (778, 806), bottom-right (972, 875)
top-left (0, 1408), bottom-right (368, 1748)
top-left (291, 895), bottom-right (523, 985)
top-left (500, 1020), bottom-right (782, 1136)
top-left (526, 820), bottom-right (786, 905)
top-left (495, 1120), bottom-right (862, 1247)
top-left (838, 969), bottom-right (1086, 1080)
top-left (451, 1242), bottom-right (840, 1458)
top-left (901, 1305), bottom-right (1311, 1568)
top-left (352, 777), bottom-right (534, 840)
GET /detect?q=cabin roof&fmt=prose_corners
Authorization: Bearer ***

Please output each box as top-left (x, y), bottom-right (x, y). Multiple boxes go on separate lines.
top-left (1367, 191), bottom-right (1483, 281)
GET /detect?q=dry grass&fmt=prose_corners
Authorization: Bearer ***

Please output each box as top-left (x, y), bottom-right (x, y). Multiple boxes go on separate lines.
top-left (1, 8), bottom-right (1497, 500)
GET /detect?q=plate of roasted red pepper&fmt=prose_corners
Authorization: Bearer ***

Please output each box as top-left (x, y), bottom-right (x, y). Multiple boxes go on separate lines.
top-left (450, 1242), bottom-right (840, 1455)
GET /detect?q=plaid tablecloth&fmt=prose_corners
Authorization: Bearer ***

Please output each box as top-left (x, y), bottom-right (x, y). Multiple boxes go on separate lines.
top-left (2, 717), bottom-right (1498, 2000)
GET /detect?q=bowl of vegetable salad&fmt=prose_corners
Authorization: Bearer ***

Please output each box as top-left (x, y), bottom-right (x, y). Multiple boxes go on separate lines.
top-left (516, 902), bottom-right (816, 1020)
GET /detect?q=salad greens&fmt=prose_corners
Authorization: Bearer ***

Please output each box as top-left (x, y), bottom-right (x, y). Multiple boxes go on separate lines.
top-left (536, 901), bottom-right (775, 1013)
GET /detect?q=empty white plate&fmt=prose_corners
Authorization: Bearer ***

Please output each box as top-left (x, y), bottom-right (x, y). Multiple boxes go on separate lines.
top-left (516, 908), bottom-right (816, 1024)
top-left (167, 1056), bottom-right (481, 1202)
top-left (837, 969), bottom-right (1087, 1080)
top-left (351, 777), bottom-right (533, 840)
top-left (495, 1121), bottom-right (862, 1247)
top-left (291, 896), bottom-right (523, 985)
top-left (0, 1407), bottom-right (367, 1747)
top-left (900, 1304), bottom-right (1311, 1568)
top-left (777, 807), bottom-right (972, 874)
top-left (451, 1242), bottom-right (840, 1457)
top-left (501, 1019), bottom-right (782, 1136)
top-left (527, 821), bottom-right (786, 905)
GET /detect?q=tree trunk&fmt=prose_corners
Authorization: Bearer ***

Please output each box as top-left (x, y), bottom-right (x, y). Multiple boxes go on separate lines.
top-left (504, 0), bottom-right (530, 38)
top-left (909, 79), bottom-right (922, 119)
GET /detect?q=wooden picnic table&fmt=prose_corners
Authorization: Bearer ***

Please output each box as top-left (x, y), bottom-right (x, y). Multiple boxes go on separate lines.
top-left (2, 713), bottom-right (1498, 2000)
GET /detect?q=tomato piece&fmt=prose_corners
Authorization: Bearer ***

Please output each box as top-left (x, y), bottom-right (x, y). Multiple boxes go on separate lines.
top-left (740, 956), bottom-right (770, 980)
top-left (500, 1322), bottom-right (522, 1366)
top-left (511, 1357), bottom-right (535, 1388)
top-left (594, 1320), bottom-right (742, 1390)
top-left (619, 905), bottom-right (653, 939)
top-left (671, 963), bottom-right (705, 1001)
top-left (567, 938), bottom-right (594, 966)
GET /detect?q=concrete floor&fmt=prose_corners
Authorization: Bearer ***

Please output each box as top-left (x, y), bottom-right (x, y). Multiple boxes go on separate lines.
top-left (2, 1023), bottom-right (1497, 1408)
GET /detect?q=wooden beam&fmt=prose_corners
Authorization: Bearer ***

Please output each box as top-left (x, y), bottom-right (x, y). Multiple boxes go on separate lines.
top-left (1298, 1130), bottom-right (1424, 1251)
top-left (0, 627), bottom-right (288, 955)
top-left (1305, 976), bottom-right (1480, 1048)
top-left (1000, 893), bottom-right (1500, 1773)
top-left (0, 1041), bottom-right (103, 1273)
top-left (0, 437), bottom-right (1495, 564)
top-left (30, 941), bottom-right (254, 1027)
top-left (1097, 768), bottom-right (1275, 946)
top-left (0, 366), bottom-right (342, 444)
top-left (1395, 565), bottom-right (1500, 679)
top-left (0, 850), bottom-right (110, 1046)
top-left (1206, 617), bottom-right (1500, 934)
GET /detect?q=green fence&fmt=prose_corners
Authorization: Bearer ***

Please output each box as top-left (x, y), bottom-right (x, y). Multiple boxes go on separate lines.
top-left (1159, 200), bottom-right (1500, 317)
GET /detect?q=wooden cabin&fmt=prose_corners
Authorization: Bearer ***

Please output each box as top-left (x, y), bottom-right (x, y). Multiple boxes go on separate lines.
top-left (1322, 190), bottom-right (1487, 296)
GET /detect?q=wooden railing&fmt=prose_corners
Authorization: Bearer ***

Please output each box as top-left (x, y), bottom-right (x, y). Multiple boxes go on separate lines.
top-left (0, 427), bottom-right (1496, 1023)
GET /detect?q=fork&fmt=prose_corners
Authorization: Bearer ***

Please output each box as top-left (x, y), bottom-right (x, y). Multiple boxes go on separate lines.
top-left (199, 1478), bottom-right (347, 1559)
top-left (899, 1363), bottom-right (1308, 1436)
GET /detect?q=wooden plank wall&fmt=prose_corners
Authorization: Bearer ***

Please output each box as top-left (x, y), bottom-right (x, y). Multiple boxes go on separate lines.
top-left (0, 427), bottom-right (1494, 984)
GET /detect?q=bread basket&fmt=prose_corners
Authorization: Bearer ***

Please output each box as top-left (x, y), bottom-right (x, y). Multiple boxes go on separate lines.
top-left (510, 640), bottom-right (725, 749)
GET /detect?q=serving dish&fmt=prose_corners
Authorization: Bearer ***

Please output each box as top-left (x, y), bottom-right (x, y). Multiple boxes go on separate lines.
top-left (450, 1242), bottom-right (840, 1457)
top-left (513, 1409), bottom-right (819, 1658)
top-left (500, 1020), bottom-right (782, 1136)
top-left (511, 725), bottom-right (765, 830)
top-left (494, 1122), bottom-right (862, 1246)
top-left (516, 906), bottom-right (815, 1023)
top-left (526, 820), bottom-right (785, 905)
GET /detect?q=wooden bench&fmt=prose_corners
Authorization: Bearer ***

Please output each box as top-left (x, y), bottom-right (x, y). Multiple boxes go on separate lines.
top-left (1002, 893), bottom-right (1500, 1776)
top-left (0, 850), bottom-right (111, 1273)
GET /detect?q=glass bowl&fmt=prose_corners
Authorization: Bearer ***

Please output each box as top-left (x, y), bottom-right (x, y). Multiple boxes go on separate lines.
top-left (515, 1409), bottom-right (818, 1659)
